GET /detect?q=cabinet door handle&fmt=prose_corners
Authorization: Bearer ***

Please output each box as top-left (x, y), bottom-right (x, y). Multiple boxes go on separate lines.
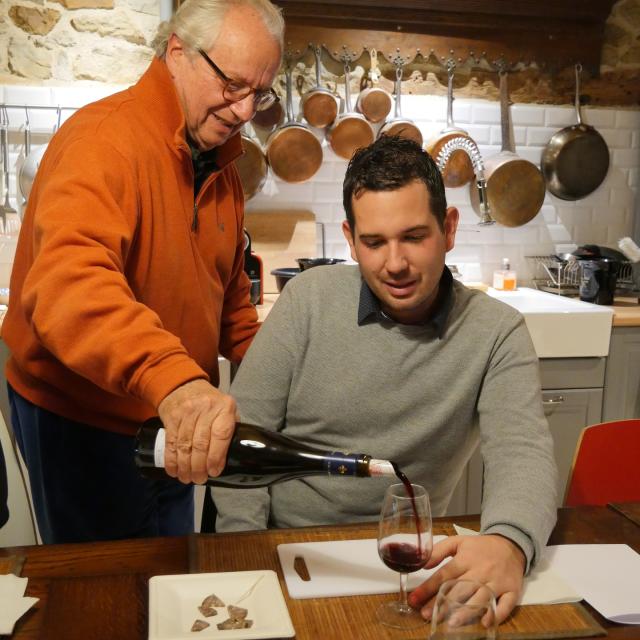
top-left (543, 394), bottom-right (565, 416)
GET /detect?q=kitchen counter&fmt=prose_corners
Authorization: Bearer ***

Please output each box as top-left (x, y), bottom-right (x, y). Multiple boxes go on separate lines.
top-left (256, 292), bottom-right (278, 323)
top-left (612, 296), bottom-right (640, 326)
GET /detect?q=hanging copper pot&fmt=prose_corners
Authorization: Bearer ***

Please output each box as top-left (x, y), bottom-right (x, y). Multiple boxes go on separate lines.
top-left (355, 49), bottom-right (392, 124)
top-left (265, 66), bottom-right (323, 183)
top-left (377, 62), bottom-right (423, 146)
top-left (251, 97), bottom-right (284, 132)
top-left (326, 60), bottom-right (375, 160)
top-left (469, 70), bottom-right (545, 227)
top-left (426, 62), bottom-right (475, 188)
top-left (235, 131), bottom-right (268, 200)
top-left (300, 45), bottom-right (340, 129)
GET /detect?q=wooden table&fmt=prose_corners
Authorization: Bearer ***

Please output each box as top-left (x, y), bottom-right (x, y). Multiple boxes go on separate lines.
top-left (2, 505), bottom-right (639, 639)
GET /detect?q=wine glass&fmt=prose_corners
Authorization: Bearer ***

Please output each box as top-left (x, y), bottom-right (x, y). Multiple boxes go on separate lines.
top-left (376, 482), bottom-right (433, 630)
top-left (429, 579), bottom-right (497, 639)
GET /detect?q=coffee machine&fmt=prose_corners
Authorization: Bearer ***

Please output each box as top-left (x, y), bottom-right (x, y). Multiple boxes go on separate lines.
top-left (243, 229), bottom-right (263, 305)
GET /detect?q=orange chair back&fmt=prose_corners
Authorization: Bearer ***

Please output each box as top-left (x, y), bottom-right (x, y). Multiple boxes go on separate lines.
top-left (564, 419), bottom-right (640, 507)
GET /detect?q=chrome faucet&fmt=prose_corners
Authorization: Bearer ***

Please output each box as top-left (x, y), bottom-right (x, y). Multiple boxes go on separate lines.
top-left (435, 137), bottom-right (494, 225)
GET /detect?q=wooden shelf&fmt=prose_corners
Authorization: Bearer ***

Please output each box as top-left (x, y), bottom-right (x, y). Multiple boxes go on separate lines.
top-left (274, 0), bottom-right (616, 73)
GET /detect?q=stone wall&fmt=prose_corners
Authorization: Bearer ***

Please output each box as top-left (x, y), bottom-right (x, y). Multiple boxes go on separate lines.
top-left (0, 0), bottom-right (639, 104)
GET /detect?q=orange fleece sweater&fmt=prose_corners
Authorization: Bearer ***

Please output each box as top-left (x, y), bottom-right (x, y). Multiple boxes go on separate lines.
top-left (2, 57), bottom-right (259, 435)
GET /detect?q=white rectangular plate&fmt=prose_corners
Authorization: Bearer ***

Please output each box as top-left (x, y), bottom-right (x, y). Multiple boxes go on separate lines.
top-left (148, 570), bottom-right (295, 639)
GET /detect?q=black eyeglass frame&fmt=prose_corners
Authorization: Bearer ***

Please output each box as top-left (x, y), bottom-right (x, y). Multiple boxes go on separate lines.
top-left (196, 48), bottom-right (279, 111)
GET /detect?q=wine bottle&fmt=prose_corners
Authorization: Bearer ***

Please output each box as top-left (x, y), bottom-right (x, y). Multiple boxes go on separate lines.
top-left (135, 417), bottom-right (396, 488)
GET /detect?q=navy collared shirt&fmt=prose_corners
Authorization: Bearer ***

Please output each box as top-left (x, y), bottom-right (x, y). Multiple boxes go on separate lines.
top-left (357, 266), bottom-right (455, 338)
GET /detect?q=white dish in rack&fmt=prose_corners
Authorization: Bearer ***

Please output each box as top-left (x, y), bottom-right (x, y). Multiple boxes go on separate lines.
top-left (148, 570), bottom-right (295, 640)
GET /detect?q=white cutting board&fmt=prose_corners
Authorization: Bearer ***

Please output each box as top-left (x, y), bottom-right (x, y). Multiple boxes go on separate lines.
top-left (276, 537), bottom-right (446, 599)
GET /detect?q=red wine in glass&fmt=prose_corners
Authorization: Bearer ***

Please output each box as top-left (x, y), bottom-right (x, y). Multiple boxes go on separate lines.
top-left (381, 541), bottom-right (429, 573)
top-left (377, 482), bottom-right (433, 630)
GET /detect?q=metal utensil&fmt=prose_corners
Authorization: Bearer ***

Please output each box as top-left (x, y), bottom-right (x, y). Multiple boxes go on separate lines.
top-left (0, 106), bottom-right (17, 233)
top-left (19, 106), bottom-right (30, 210)
top-left (541, 64), bottom-right (610, 200)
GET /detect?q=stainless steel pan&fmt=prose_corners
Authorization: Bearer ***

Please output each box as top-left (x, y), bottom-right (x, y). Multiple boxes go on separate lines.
top-left (541, 64), bottom-right (610, 201)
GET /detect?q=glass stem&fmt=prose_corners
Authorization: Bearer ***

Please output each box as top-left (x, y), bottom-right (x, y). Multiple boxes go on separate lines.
top-left (398, 572), bottom-right (409, 609)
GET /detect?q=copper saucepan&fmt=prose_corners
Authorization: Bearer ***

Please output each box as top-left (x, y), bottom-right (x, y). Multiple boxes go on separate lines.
top-left (355, 49), bottom-right (392, 124)
top-left (469, 70), bottom-right (545, 227)
top-left (541, 64), bottom-right (610, 201)
top-left (426, 62), bottom-right (474, 188)
top-left (326, 60), bottom-right (375, 160)
top-left (251, 96), bottom-right (284, 132)
top-left (235, 130), bottom-right (268, 200)
top-left (377, 63), bottom-right (423, 146)
top-left (266, 66), bottom-right (323, 183)
top-left (301, 45), bottom-right (340, 129)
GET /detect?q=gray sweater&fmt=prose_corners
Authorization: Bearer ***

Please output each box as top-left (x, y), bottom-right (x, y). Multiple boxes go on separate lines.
top-left (212, 265), bottom-right (558, 569)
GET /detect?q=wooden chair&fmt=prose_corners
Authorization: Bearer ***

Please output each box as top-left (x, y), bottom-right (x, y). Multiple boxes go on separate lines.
top-left (564, 418), bottom-right (640, 507)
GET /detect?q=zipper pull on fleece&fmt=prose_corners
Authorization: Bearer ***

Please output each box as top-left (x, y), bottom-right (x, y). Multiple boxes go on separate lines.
top-left (192, 203), bottom-right (199, 232)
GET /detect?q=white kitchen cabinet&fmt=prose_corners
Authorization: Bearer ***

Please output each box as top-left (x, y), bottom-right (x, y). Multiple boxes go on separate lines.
top-left (539, 358), bottom-right (605, 507)
top-left (602, 326), bottom-right (640, 421)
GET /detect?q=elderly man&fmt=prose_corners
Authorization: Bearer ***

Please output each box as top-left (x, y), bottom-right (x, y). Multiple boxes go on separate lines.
top-left (212, 136), bottom-right (558, 624)
top-left (1, 0), bottom-right (283, 543)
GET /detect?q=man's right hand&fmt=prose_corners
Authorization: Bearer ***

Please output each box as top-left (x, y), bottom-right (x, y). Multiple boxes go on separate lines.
top-left (157, 379), bottom-right (237, 485)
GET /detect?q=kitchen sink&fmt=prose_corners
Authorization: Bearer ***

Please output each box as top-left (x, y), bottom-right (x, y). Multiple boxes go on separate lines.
top-left (485, 287), bottom-right (613, 358)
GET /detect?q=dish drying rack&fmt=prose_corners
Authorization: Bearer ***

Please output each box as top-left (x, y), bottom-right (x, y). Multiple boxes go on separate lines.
top-left (526, 255), bottom-right (636, 296)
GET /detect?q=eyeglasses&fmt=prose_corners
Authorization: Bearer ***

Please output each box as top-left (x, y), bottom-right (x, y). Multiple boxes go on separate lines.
top-left (196, 48), bottom-right (279, 112)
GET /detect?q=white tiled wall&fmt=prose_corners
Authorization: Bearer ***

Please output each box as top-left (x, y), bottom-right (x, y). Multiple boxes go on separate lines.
top-left (2, 83), bottom-right (639, 285)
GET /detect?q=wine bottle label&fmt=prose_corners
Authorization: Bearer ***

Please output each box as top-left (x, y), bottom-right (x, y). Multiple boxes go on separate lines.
top-left (324, 453), bottom-right (358, 476)
top-left (368, 459), bottom-right (396, 477)
top-left (154, 428), bottom-right (166, 468)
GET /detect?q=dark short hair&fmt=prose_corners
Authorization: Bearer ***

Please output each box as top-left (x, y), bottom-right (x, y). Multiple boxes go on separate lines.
top-left (343, 135), bottom-right (447, 231)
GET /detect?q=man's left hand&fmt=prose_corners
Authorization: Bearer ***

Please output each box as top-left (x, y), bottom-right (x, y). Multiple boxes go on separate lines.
top-left (408, 534), bottom-right (526, 625)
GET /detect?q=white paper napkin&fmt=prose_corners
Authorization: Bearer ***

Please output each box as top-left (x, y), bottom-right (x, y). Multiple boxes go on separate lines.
top-left (452, 524), bottom-right (581, 605)
top-left (0, 573), bottom-right (39, 635)
top-left (546, 544), bottom-right (640, 625)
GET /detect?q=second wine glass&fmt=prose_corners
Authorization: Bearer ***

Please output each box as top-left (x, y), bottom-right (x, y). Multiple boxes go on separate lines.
top-left (377, 482), bottom-right (433, 630)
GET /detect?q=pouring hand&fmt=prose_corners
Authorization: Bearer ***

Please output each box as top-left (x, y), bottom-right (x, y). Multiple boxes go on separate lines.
top-left (408, 534), bottom-right (526, 625)
top-left (157, 379), bottom-right (237, 485)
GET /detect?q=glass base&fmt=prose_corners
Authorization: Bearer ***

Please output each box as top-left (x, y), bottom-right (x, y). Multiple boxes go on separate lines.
top-left (376, 599), bottom-right (427, 630)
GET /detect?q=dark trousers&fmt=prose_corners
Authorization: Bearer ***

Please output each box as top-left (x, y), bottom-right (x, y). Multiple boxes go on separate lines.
top-left (8, 385), bottom-right (194, 544)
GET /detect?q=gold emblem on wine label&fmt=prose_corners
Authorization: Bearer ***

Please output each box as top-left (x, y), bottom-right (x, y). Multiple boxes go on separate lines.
top-left (337, 464), bottom-right (348, 475)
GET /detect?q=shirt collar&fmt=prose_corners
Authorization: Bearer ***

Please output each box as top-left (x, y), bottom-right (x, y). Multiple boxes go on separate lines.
top-left (357, 266), bottom-right (454, 337)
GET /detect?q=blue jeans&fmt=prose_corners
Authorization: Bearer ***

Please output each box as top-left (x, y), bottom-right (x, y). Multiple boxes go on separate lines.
top-left (8, 385), bottom-right (194, 544)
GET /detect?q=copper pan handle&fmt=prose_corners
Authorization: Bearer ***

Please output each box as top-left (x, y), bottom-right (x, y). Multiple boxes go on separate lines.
top-left (343, 62), bottom-right (353, 112)
top-left (446, 60), bottom-right (455, 129)
top-left (393, 65), bottom-right (402, 118)
top-left (284, 66), bottom-right (294, 124)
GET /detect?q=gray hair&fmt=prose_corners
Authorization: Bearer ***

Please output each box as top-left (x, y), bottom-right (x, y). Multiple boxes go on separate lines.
top-left (153, 0), bottom-right (284, 58)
